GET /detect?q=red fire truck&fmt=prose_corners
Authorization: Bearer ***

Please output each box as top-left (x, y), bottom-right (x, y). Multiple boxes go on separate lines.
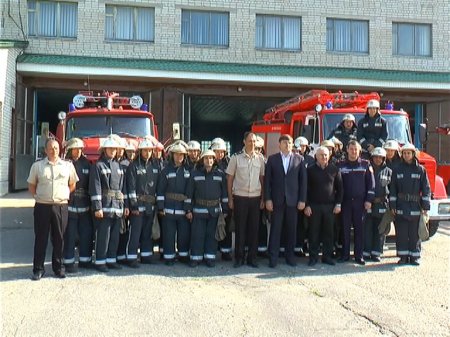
top-left (252, 89), bottom-right (450, 237)
top-left (55, 91), bottom-right (159, 161)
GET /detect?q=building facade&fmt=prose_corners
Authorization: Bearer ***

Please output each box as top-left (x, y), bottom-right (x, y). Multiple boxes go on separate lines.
top-left (1, 0), bottom-right (449, 194)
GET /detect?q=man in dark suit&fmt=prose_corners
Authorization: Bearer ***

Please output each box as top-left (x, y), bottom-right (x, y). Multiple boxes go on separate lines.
top-left (265, 134), bottom-right (307, 267)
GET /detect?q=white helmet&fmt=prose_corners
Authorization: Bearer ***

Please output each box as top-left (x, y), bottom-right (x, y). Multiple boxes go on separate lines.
top-left (126, 141), bottom-right (136, 151)
top-left (371, 147), bottom-right (386, 158)
top-left (330, 136), bottom-right (343, 147)
top-left (400, 143), bottom-right (417, 154)
top-left (66, 138), bottom-right (84, 150)
top-left (138, 139), bottom-right (154, 150)
top-left (211, 137), bottom-right (225, 145)
top-left (367, 99), bottom-right (380, 109)
top-left (342, 114), bottom-right (356, 122)
top-left (187, 140), bottom-right (201, 151)
top-left (100, 136), bottom-right (119, 149)
top-left (294, 136), bottom-right (309, 148)
top-left (200, 149), bottom-right (216, 159)
top-left (321, 139), bottom-right (335, 148)
top-left (169, 143), bottom-right (187, 154)
top-left (211, 140), bottom-right (227, 151)
top-left (383, 140), bottom-right (399, 151)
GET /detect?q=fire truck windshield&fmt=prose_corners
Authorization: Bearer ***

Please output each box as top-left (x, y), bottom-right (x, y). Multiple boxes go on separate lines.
top-left (322, 113), bottom-right (412, 145)
top-left (66, 115), bottom-right (153, 139)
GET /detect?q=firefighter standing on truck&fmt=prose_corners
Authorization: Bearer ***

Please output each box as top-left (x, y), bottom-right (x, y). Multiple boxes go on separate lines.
top-left (389, 143), bottom-right (431, 265)
top-left (89, 136), bottom-right (126, 272)
top-left (328, 113), bottom-right (358, 150)
top-left (125, 138), bottom-right (159, 267)
top-left (156, 142), bottom-right (191, 265)
top-left (63, 138), bottom-right (93, 272)
top-left (363, 147), bottom-right (392, 262)
top-left (357, 99), bottom-right (388, 158)
top-left (186, 149), bottom-right (228, 268)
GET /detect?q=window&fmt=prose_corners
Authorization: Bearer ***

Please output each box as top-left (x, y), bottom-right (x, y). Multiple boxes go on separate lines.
top-left (256, 15), bottom-right (301, 51)
top-left (27, 1), bottom-right (77, 38)
top-left (181, 10), bottom-right (229, 47)
top-left (326, 18), bottom-right (368, 53)
top-left (392, 23), bottom-right (431, 57)
top-left (105, 5), bottom-right (154, 42)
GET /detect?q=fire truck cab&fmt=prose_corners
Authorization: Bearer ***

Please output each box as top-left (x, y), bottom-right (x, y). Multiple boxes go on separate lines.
top-left (55, 91), bottom-right (158, 161)
top-left (252, 90), bottom-right (450, 237)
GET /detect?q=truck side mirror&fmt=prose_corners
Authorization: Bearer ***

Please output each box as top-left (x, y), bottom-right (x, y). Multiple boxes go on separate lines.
top-left (419, 123), bottom-right (427, 144)
top-left (172, 123), bottom-right (180, 140)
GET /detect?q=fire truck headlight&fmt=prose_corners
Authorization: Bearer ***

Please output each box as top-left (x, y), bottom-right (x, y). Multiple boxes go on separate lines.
top-left (438, 202), bottom-right (450, 215)
top-left (73, 94), bottom-right (86, 108)
top-left (58, 111), bottom-right (67, 121)
top-left (130, 96), bottom-right (143, 109)
top-left (315, 104), bottom-right (323, 113)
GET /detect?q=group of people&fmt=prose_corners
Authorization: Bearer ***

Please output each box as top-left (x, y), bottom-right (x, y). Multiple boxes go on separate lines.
top-left (27, 98), bottom-right (431, 280)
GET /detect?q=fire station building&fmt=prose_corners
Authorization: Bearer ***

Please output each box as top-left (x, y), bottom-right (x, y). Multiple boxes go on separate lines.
top-left (1, 0), bottom-right (449, 194)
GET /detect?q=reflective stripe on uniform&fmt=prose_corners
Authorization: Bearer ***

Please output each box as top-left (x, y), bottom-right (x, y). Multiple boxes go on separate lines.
top-left (191, 255), bottom-right (203, 261)
top-left (193, 208), bottom-right (209, 214)
top-left (106, 258), bottom-right (117, 263)
top-left (164, 208), bottom-right (185, 215)
top-left (204, 254), bottom-right (216, 259)
top-left (64, 257), bottom-right (75, 264)
top-left (141, 251), bottom-right (153, 257)
top-left (178, 251), bottom-right (189, 257)
top-left (164, 254), bottom-right (176, 259)
top-left (91, 195), bottom-right (102, 201)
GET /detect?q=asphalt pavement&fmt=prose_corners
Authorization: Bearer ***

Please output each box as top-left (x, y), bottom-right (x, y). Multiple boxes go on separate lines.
top-left (1, 191), bottom-right (449, 337)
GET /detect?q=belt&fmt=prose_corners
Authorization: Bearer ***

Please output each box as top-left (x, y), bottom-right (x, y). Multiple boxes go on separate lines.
top-left (165, 192), bottom-right (187, 202)
top-left (73, 188), bottom-right (88, 197)
top-left (372, 197), bottom-right (387, 204)
top-left (103, 190), bottom-right (124, 200)
top-left (195, 199), bottom-right (220, 207)
top-left (138, 195), bottom-right (156, 204)
top-left (398, 193), bottom-right (420, 202)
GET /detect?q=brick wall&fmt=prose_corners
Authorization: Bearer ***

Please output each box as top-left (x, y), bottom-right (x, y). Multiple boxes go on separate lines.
top-left (0, 48), bottom-right (20, 196)
top-left (3, 0), bottom-right (449, 72)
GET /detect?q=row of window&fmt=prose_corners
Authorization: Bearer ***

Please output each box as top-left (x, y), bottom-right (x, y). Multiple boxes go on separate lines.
top-left (27, 1), bottom-right (432, 57)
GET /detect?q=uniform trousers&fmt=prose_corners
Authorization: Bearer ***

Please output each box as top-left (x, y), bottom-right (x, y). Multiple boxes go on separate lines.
top-left (162, 214), bottom-right (190, 261)
top-left (342, 199), bottom-right (365, 260)
top-left (127, 212), bottom-right (154, 260)
top-left (33, 203), bottom-right (68, 273)
top-left (394, 215), bottom-right (421, 258)
top-left (268, 202), bottom-right (298, 264)
top-left (94, 217), bottom-right (121, 265)
top-left (218, 210), bottom-right (233, 254)
top-left (363, 215), bottom-right (382, 258)
top-left (116, 218), bottom-right (129, 262)
top-left (63, 212), bottom-right (93, 264)
top-left (308, 203), bottom-right (335, 260)
top-left (190, 215), bottom-right (219, 260)
top-left (233, 196), bottom-right (260, 263)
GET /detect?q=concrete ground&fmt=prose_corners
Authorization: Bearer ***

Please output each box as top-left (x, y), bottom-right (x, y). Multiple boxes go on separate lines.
top-left (1, 191), bottom-right (449, 337)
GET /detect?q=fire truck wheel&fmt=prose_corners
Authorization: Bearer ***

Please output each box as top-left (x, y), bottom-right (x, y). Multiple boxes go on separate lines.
top-left (427, 220), bottom-right (439, 238)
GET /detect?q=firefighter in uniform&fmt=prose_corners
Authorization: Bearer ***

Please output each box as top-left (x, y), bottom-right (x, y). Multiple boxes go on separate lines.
top-left (125, 140), bottom-right (137, 162)
top-left (89, 136), bottom-right (127, 272)
top-left (357, 99), bottom-right (388, 158)
top-left (187, 149), bottom-right (228, 267)
top-left (157, 142), bottom-right (191, 265)
top-left (152, 140), bottom-right (166, 257)
top-left (125, 139), bottom-right (159, 267)
top-left (363, 147), bottom-right (392, 262)
top-left (389, 143), bottom-right (431, 265)
top-left (384, 140), bottom-right (401, 170)
top-left (115, 137), bottom-right (131, 265)
top-left (63, 138), bottom-right (93, 272)
top-left (338, 140), bottom-right (375, 265)
top-left (210, 138), bottom-right (233, 261)
top-left (186, 140), bottom-right (202, 170)
top-left (328, 113), bottom-right (358, 150)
